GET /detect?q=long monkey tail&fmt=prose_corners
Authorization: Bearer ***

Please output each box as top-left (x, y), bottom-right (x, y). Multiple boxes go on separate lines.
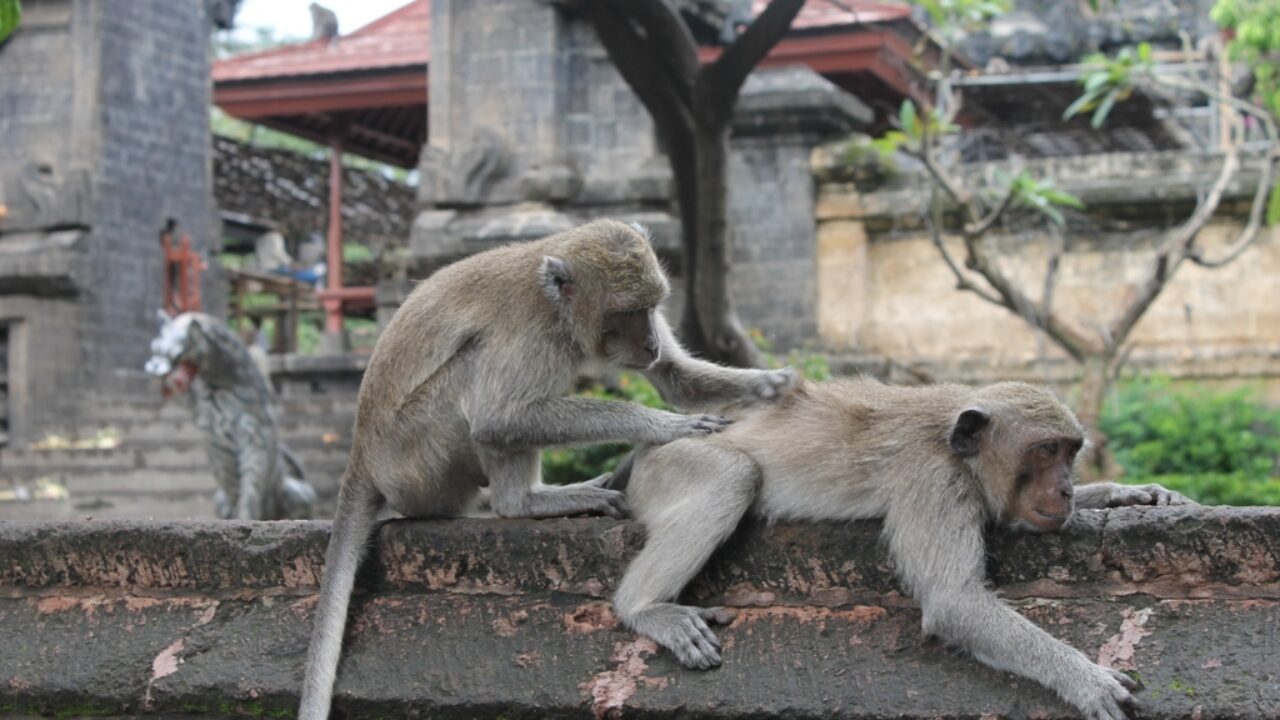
top-left (298, 476), bottom-right (382, 720)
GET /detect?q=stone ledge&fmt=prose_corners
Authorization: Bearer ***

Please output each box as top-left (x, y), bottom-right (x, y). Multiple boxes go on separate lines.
top-left (1, 507), bottom-right (1277, 718)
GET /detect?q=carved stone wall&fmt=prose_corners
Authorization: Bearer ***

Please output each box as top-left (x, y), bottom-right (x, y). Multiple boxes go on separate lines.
top-left (0, 0), bottom-right (218, 443)
top-left (813, 149), bottom-right (1280, 398)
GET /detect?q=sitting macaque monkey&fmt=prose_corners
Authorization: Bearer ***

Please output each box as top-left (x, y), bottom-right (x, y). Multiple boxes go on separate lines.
top-left (298, 220), bottom-right (794, 719)
top-left (613, 377), bottom-right (1192, 720)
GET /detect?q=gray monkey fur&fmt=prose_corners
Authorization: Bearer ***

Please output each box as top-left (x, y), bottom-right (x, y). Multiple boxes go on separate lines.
top-left (298, 219), bottom-right (794, 719)
top-left (615, 376), bottom-right (1192, 720)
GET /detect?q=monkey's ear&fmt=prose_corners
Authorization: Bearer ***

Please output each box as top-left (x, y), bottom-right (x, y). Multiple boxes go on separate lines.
top-left (949, 407), bottom-right (990, 457)
top-left (628, 222), bottom-right (653, 244)
top-left (540, 255), bottom-right (576, 303)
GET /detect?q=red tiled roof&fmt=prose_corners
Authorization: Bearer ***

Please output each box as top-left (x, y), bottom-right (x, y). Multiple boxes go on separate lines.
top-left (761, 0), bottom-right (912, 29)
top-left (212, 0), bottom-right (430, 83)
top-left (213, 0), bottom-right (908, 84)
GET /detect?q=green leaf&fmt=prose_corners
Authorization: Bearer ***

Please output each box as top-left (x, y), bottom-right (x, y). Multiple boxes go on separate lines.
top-left (1039, 204), bottom-right (1066, 225)
top-left (0, 0), bottom-right (21, 44)
top-left (1043, 189), bottom-right (1085, 209)
top-left (1267, 180), bottom-right (1280, 226)
top-left (900, 100), bottom-right (920, 139)
top-left (1137, 41), bottom-right (1152, 63)
top-left (1064, 90), bottom-right (1101, 120)
top-left (1092, 89), bottom-right (1120, 128)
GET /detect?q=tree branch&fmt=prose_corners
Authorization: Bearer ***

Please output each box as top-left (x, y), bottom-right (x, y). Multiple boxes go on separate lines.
top-left (1107, 147), bottom-right (1241, 346)
top-left (1190, 146), bottom-right (1277, 268)
top-left (583, 2), bottom-right (694, 135)
top-left (698, 0), bottom-right (805, 126)
top-left (617, 0), bottom-right (698, 102)
top-left (965, 181), bottom-right (1017, 237)
top-left (925, 189), bottom-right (1004, 307)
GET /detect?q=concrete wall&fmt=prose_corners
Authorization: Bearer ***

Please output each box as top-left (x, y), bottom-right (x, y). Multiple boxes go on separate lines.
top-left (2, 507), bottom-right (1277, 717)
top-left (814, 149), bottom-right (1280, 398)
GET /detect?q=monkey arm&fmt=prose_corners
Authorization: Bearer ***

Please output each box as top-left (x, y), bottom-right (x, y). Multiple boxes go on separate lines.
top-left (643, 314), bottom-right (795, 411)
top-left (885, 498), bottom-right (1136, 720)
top-left (469, 396), bottom-right (728, 450)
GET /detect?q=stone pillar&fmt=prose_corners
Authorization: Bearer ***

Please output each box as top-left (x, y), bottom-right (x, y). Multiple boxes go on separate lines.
top-left (407, 0), bottom-right (678, 278)
top-left (726, 67), bottom-right (871, 352)
top-left (0, 0), bottom-right (217, 441)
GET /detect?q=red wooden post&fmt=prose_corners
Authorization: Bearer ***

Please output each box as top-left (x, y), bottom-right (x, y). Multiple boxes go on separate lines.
top-left (160, 227), bottom-right (205, 315)
top-left (323, 134), bottom-right (345, 336)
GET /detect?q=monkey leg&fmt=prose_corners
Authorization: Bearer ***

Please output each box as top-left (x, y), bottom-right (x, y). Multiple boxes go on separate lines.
top-left (614, 440), bottom-right (760, 669)
top-left (481, 449), bottom-right (628, 519)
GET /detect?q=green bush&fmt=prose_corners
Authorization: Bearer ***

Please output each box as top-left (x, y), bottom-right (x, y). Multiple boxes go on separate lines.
top-left (1102, 376), bottom-right (1280, 478)
top-left (1127, 473), bottom-right (1280, 506)
top-left (1103, 376), bottom-right (1280, 505)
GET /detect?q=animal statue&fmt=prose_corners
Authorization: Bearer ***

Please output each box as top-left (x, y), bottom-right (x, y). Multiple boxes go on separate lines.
top-left (145, 311), bottom-right (317, 520)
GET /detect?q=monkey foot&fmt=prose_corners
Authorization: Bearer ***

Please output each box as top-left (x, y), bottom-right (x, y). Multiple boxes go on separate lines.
top-left (630, 604), bottom-right (734, 670)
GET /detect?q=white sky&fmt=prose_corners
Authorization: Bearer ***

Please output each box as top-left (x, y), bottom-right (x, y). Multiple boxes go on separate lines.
top-left (228, 0), bottom-right (413, 42)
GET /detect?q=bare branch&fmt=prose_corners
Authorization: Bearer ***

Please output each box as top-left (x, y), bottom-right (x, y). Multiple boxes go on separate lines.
top-left (925, 190), bottom-right (1004, 307)
top-left (964, 181), bottom-right (1017, 237)
top-left (699, 0), bottom-right (805, 125)
top-left (1042, 223), bottom-right (1064, 317)
top-left (1190, 146), bottom-right (1276, 268)
top-left (918, 149), bottom-right (976, 218)
top-left (1108, 147), bottom-right (1241, 345)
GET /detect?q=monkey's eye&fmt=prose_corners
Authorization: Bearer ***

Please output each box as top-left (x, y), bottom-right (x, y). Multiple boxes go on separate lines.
top-left (1036, 441), bottom-right (1059, 459)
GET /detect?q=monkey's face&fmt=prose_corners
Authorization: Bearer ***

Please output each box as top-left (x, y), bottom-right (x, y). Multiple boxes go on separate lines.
top-left (1004, 436), bottom-right (1083, 532)
top-left (951, 383), bottom-right (1087, 533)
top-left (600, 307), bottom-right (661, 369)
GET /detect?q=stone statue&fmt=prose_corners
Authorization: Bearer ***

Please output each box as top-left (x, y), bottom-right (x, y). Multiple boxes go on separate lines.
top-left (145, 311), bottom-right (317, 520)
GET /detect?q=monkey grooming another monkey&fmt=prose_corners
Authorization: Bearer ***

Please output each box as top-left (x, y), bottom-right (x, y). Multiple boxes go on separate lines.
top-left (298, 220), bottom-right (794, 719)
top-left (614, 377), bottom-right (1192, 720)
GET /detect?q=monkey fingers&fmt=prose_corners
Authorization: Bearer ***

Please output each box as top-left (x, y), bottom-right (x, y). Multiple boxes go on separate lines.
top-left (753, 367), bottom-right (798, 400)
top-left (631, 604), bottom-right (724, 670)
top-left (657, 413), bottom-right (732, 443)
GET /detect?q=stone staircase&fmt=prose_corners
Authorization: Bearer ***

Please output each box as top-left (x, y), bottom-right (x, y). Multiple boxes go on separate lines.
top-left (0, 393), bottom-right (356, 520)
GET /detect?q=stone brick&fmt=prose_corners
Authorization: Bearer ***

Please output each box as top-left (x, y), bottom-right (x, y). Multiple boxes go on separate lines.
top-left (1, 507), bottom-right (1277, 717)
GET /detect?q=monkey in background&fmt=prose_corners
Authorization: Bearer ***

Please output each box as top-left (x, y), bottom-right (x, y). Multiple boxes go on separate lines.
top-left (612, 377), bottom-right (1192, 720)
top-left (298, 220), bottom-right (794, 719)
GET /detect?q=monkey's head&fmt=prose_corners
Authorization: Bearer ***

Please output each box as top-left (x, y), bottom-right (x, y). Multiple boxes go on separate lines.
top-left (540, 221), bottom-right (670, 369)
top-left (948, 382), bottom-right (1086, 532)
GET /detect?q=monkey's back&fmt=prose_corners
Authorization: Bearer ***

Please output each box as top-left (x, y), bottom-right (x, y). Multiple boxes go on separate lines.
top-left (713, 377), bottom-right (977, 522)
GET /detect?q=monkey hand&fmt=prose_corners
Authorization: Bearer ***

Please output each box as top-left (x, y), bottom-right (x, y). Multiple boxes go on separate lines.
top-left (1110, 483), bottom-right (1195, 507)
top-left (1070, 663), bottom-right (1140, 720)
top-left (649, 412), bottom-right (732, 444)
top-left (1073, 482), bottom-right (1196, 509)
top-left (751, 367), bottom-right (798, 401)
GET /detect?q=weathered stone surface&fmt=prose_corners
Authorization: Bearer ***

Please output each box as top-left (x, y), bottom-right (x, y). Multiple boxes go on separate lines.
top-left (1, 506), bottom-right (1278, 718)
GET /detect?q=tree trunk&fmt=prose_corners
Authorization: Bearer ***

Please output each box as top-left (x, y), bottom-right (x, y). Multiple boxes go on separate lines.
top-left (1075, 354), bottom-right (1117, 482)
top-left (682, 117), bottom-right (762, 367)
